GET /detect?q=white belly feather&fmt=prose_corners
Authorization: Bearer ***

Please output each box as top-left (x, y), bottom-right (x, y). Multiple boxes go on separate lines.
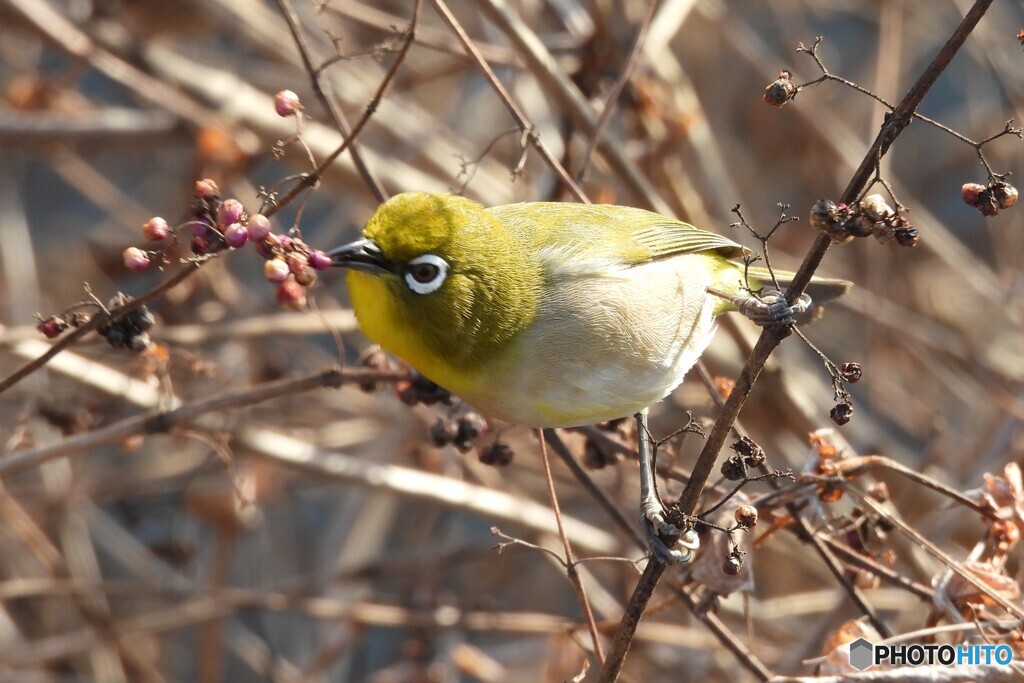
top-left (472, 254), bottom-right (720, 427)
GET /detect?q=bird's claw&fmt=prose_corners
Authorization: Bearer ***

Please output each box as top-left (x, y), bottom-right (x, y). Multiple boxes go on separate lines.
top-left (641, 507), bottom-right (699, 565)
top-left (734, 290), bottom-right (812, 326)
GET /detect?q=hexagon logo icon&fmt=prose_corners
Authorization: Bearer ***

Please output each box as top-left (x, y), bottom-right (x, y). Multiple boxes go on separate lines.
top-left (849, 638), bottom-right (874, 671)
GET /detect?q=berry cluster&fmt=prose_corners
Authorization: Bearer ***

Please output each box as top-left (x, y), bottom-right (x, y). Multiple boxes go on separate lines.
top-left (961, 181), bottom-right (1018, 217)
top-left (121, 179), bottom-right (332, 311)
top-left (721, 436), bottom-right (766, 481)
top-left (97, 294), bottom-right (155, 351)
top-left (428, 412), bottom-right (491, 453)
top-left (810, 194), bottom-right (919, 247)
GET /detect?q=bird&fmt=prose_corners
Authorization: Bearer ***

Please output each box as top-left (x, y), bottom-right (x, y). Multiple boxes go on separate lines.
top-left (329, 191), bottom-right (848, 562)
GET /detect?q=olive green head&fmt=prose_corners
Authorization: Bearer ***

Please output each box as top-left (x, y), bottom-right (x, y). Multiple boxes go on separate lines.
top-left (329, 193), bottom-right (539, 379)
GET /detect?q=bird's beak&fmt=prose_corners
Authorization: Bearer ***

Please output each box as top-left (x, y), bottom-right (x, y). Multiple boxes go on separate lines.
top-left (327, 238), bottom-right (393, 274)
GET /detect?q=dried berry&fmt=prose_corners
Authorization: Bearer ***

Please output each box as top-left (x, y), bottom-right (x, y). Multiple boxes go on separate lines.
top-left (809, 199), bottom-right (853, 244)
top-left (194, 178), bottom-right (221, 199)
top-left (429, 417), bottom-right (460, 447)
top-left (223, 223), bottom-right (248, 249)
top-left (734, 504), bottom-right (758, 529)
top-left (264, 258), bottom-right (290, 283)
top-left (247, 214), bottom-right (273, 241)
top-left (37, 316), bottom-right (68, 339)
top-left (840, 362), bottom-right (862, 383)
top-left (454, 412), bottom-right (488, 451)
top-left (721, 455), bottom-right (746, 481)
top-left (722, 555), bottom-right (743, 576)
top-left (830, 401), bottom-right (854, 426)
top-left (122, 247), bottom-right (151, 272)
top-left (276, 279), bottom-right (306, 309)
top-left (895, 226), bottom-right (919, 247)
top-left (733, 437), bottom-right (765, 468)
top-left (478, 442), bottom-right (514, 466)
top-left (398, 374), bottom-right (453, 406)
top-left (859, 194), bottom-right (894, 222)
top-left (275, 89), bottom-right (302, 117)
top-left (142, 217), bottom-right (170, 241)
top-left (294, 266), bottom-right (317, 287)
top-left (582, 438), bottom-right (613, 469)
top-left (961, 182), bottom-right (985, 206)
top-left (992, 182), bottom-right (1018, 210)
top-left (286, 252), bottom-right (309, 274)
top-left (762, 70), bottom-right (797, 107)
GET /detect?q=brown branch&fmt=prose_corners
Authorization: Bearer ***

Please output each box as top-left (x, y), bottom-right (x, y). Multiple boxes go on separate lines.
top-left (599, 2), bottom-right (996, 680)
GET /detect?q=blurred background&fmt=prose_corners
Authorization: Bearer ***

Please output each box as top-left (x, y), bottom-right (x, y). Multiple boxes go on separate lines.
top-left (1, 0), bottom-right (1023, 681)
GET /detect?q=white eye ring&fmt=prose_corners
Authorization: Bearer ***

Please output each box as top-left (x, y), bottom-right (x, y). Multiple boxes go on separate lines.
top-left (404, 254), bottom-right (449, 295)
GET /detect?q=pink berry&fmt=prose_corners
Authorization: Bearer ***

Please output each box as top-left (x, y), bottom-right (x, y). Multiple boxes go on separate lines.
top-left (247, 214), bottom-right (272, 241)
top-left (190, 218), bottom-right (212, 238)
top-left (217, 199), bottom-right (244, 226)
top-left (275, 90), bottom-right (302, 117)
top-left (223, 223), bottom-right (249, 248)
top-left (308, 249), bottom-right (332, 270)
top-left (194, 178), bottom-right (220, 199)
top-left (37, 316), bottom-right (68, 339)
top-left (276, 279), bottom-right (307, 308)
top-left (961, 183), bottom-right (985, 207)
top-left (142, 217), bottom-right (169, 241)
top-left (264, 258), bottom-right (290, 283)
top-left (123, 247), bottom-right (151, 272)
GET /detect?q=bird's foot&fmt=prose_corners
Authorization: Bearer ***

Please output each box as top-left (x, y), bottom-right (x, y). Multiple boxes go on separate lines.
top-left (732, 289), bottom-right (812, 326)
top-left (641, 502), bottom-right (699, 565)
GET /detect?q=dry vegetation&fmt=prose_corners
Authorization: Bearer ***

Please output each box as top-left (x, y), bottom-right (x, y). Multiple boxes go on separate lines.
top-left (1, 0), bottom-right (1024, 681)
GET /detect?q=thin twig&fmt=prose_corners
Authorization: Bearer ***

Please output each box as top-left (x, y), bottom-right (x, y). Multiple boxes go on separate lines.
top-left (577, 0), bottom-right (659, 182)
top-left (536, 430), bottom-right (605, 663)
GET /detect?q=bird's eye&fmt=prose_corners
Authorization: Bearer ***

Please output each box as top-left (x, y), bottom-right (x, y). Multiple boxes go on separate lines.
top-left (404, 254), bottom-right (449, 294)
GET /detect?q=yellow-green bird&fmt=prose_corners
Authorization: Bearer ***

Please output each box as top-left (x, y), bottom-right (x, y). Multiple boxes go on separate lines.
top-left (329, 192), bottom-right (847, 562)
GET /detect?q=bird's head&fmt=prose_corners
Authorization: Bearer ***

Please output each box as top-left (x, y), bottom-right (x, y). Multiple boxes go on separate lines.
top-left (329, 192), bottom-right (539, 379)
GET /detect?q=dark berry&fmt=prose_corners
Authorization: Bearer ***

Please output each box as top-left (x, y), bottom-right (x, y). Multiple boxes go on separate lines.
top-left (830, 402), bottom-right (854, 426)
top-left (478, 442), bottom-right (514, 466)
top-left (840, 362), bottom-right (862, 383)
top-left (721, 456), bottom-right (746, 481)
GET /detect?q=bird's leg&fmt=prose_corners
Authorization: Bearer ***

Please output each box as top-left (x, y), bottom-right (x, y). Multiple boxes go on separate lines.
top-left (709, 287), bottom-right (812, 326)
top-left (636, 410), bottom-right (699, 564)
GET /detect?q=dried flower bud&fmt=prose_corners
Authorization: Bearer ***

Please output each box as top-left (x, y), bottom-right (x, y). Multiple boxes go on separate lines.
top-left (217, 198), bottom-right (244, 227)
top-left (194, 178), bottom-right (220, 199)
top-left (247, 214), bottom-right (272, 241)
top-left (263, 258), bottom-right (290, 283)
top-left (830, 401), bottom-right (854, 426)
top-left (992, 182), bottom-right (1018, 210)
top-left (275, 89), bottom-right (302, 117)
top-left (734, 505), bottom-right (758, 529)
top-left (37, 316), bottom-right (68, 338)
top-left (309, 249), bottom-right (332, 270)
top-left (142, 217), bottom-right (169, 241)
top-left (840, 362), bottom-right (862, 383)
top-left (122, 247), bottom-right (151, 272)
top-left (223, 223), bottom-right (248, 249)
top-left (763, 70), bottom-right (797, 107)
top-left (860, 194), bottom-right (894, 222)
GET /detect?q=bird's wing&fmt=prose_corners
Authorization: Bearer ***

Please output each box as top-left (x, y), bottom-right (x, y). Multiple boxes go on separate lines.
top-left (488, 202), bottom-right (747, 268)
